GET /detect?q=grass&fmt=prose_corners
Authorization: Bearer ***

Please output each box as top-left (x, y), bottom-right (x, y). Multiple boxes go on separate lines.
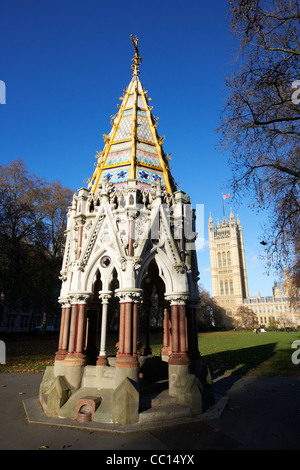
top-left (197, 330), bottom-right (300, 377)
top-left (1, 330), bottom-right (300, 376)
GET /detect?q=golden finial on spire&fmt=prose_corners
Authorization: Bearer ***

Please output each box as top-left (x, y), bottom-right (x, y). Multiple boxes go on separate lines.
top-left (130, 34), bottom-right (142, 76)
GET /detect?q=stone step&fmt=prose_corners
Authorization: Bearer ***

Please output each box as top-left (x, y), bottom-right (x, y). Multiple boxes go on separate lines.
top-left (82, 365), bottom-right (115, 388)
top-left (151, 390), bottom-right (178, 408)
top-left (138, 404), bottom-right (191, 424)
top-left (83, 365), bottom-right (97, 377)
top-left (140, 390), bottom-right (178, 411)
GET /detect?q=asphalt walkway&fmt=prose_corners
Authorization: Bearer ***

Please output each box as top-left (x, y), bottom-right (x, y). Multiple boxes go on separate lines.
top-left (0, 371), bottom-right (299, 451)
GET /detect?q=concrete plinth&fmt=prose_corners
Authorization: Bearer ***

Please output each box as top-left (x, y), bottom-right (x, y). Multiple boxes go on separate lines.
top-left (64, 365), bottom-right (86, 389)
top-left (39, 369), bottom-right (71, 418)
top-left (115, 364), bottom-right (139, 390)
top-left (39, 356), bottom-right (214, 424)
top-left (168, 363), bottom-right (202, 415)
top-left (112, 377), bottom-right (139, 425)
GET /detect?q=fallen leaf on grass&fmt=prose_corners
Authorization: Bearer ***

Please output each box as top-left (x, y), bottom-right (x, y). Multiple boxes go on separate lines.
top-left (38, 445), bottom-right (49, 450)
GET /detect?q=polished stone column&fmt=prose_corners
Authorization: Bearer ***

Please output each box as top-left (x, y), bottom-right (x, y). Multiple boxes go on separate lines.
top-left (132, 297), bottom-right (140, 356)
top-left (166, 294), bottom-right (190, 366)
top-left (161, 308), bottom-right (172, 360)
top-left (55, 298), bottom-right (71, 361)
top-left (115, 289), bottom-right (142, 369)
top-left (97, 291), bottom-right (112, 366)
top-left (64, 294), bottom-right (89, 366)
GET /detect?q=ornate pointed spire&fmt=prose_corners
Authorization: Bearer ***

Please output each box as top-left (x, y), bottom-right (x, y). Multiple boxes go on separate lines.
top-left (88, 36), bottom-right (176, 195)
top-left (130, 35), bottom-right (142, 77)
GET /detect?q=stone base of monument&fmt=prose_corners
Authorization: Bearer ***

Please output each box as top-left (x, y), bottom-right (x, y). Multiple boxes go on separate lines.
top-left (37, 355), bottom-right (216, 427)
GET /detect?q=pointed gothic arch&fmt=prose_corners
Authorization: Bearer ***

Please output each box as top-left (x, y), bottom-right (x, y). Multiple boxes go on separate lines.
top-left (85, 268), bottom-right (102, 364)
top-left (137, 248), bottom-right (174, 294)
top-left (83, 248), bottom-right (123, 293)
top-left (140, 258), bottom-right (167, 356)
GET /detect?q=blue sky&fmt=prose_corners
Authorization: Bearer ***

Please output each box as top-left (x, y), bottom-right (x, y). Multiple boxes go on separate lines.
top-left (0, 0), bottom-right (279, 297)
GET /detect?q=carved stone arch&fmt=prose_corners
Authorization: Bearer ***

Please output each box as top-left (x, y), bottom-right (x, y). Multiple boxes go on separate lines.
top-left (108, 266), bottom-right (120, 291)
top-left (139, 253), bottom-right (169, 356)
top-left (91, 268), bottom-right (103, 299)
top-left (83, 247), bottom-right (123, 293)
top-left (137, 248), bottom-right (173, 294)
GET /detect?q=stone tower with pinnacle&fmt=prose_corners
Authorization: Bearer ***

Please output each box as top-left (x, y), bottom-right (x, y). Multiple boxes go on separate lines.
top-left (208, 209), bottom-right (249, 317)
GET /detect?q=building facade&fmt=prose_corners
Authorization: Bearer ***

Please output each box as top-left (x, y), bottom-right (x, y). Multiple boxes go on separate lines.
top-left (208, 212), bottom-right (299, 327)
top-left (243, 282), bottom-right (299, 328)
top-left (208, 209), bottom-right (249, 317)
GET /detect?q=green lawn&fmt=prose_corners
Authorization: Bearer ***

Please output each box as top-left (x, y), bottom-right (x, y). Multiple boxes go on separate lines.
top-left (1, 330), bottom-right (300, 376)
top-left (197, 330), bottom-right (300, 376)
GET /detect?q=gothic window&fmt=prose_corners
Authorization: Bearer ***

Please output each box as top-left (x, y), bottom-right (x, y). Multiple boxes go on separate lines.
top-left (227, 251), bottom-right (231, 266)
top-left (218, 253), bottom-right (222, 267)
top-left (230, 280), bottom-right (234, 294)
top-left (225, 280), bottom-right (229, 295)
top-left (220, 281), bottom-right (224, 295)
top-left (222, 252), bottom-right (226, 267)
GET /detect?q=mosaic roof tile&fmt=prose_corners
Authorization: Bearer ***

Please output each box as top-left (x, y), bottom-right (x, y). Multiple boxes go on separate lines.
top-left (89, 63), bottom-right (176, 194)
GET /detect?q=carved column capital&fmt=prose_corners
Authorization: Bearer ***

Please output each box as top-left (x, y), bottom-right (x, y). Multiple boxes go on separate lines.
top-left (126, 208), bottom-right (140, 219)
top-left (74, 215), bottom-right (86, 227)
top-left (98, 290), bottom-right (113, 303)
top-left (165, 292), bottom-right (190, 305)
top-left (115, 288), bottom-right (143, 303)
top-left (68, 292), bottom-right (92, 304)
top-left (58, 297), bottom-right (71, 308)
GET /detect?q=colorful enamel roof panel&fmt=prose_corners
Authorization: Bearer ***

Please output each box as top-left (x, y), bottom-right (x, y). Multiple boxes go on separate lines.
top-left (88, 70), bottom-right (176, 194)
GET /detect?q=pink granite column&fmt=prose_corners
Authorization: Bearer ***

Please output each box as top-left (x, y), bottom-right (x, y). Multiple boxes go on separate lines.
top-left (161, 308), bottom-right (172, 360)
top-left (55, 298), bottom-right (71, 361)
top-left (167, 295), bottom-right (190, 366)
top-left (115, 290), bottom-right (142, 369)
top-left (64, 294), bottom-right (89, 366)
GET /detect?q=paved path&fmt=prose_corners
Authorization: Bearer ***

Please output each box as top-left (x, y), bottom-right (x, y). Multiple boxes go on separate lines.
top-left (0, 371), bottom-right (299, 451)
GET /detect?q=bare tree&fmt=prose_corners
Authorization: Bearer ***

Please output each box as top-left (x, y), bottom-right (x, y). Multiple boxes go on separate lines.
top-left (0, 159), bottom-right (73, 327)
top-left (218, 0), bottom-right (300, 294)
top-left (197, 285), bottom-right (234, 330)
top-left (235, 305), bottom-right (259, 329)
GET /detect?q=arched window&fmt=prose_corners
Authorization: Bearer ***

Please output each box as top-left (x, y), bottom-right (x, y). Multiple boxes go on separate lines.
top-left (220, 281), bottom-right (224, 295)
top-left (222, 252), bottom-right (226, 267)
top-left (227, 251), bottom-right (231, 266)
top-left (230, 280), bottom-right (234, 294)
top-left (225, 280), bottom-right (229, 295)
top-left (218, 253), bottom-right (222, 267)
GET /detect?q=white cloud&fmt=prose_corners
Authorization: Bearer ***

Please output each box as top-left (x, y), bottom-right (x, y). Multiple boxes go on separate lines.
top-left (195, 237), bottom-right (209, 251)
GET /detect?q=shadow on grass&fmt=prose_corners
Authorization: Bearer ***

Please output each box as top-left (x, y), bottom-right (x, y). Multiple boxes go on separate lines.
top-left (202, 342), bottom-right (278, 395)
top-left (202, 342), bottom-right (278, 376)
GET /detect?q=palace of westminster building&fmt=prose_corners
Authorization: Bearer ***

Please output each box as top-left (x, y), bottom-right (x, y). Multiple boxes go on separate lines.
top-left (208, 210), bottom-right (299, 328)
